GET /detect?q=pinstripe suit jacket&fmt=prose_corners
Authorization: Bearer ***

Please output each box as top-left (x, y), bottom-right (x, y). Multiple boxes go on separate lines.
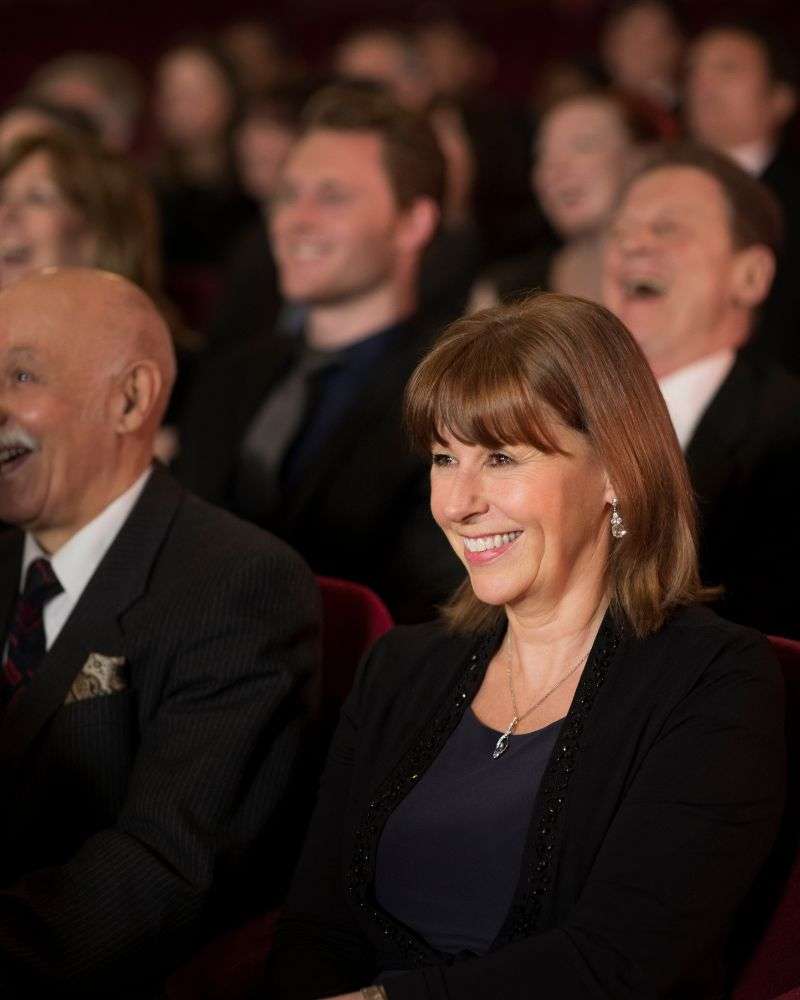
top-left (0, 465), bottom-right (320, 997)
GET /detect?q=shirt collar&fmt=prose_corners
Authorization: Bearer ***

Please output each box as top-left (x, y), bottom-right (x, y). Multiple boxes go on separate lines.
top-left (658, 350), bottom-right (736, 450)
top-left (726, 141), bottom-right (775, 178)
top-left (22, 466), bottom-right (153, 596)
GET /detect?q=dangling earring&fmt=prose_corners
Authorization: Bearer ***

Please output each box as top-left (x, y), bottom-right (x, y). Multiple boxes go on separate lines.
top-left (610, 497), bottom-right (627, 539)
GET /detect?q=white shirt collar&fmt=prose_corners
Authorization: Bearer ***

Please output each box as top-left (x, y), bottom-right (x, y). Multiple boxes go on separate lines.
top-left (658, 350), bottom-right (736, 450)
top-left (22, 467), bottom-right (153, 598)
top-left (726, 141), bottom-right (775, 178)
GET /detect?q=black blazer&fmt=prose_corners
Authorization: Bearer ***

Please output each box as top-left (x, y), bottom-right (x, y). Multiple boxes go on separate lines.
top-left (267, 605), bottom-right (785, 999)
top-left (175, 319), bottom-right (464, 623)
top-left (752, 146), bottom-right (800, 376)
top-left (686, 353), bottom-right (800, 638)
top-left (0, 466), bottom-right (320, 997)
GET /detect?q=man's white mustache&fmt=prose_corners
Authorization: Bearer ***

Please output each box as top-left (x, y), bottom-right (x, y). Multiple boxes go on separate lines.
top-left (0, 426), bottom-right (39, 452)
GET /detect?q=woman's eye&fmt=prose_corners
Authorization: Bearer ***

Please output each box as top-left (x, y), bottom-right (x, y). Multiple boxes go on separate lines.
top-left (14, 370), bottom-right (34, 384)
top-left (487, 452), bottom-right (513, 466)
top-left (431, 453), bottom-right (454, 467)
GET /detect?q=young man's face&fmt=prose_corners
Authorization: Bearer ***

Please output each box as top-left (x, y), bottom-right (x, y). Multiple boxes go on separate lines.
top-left (270, 129), bottom-right (409, 308)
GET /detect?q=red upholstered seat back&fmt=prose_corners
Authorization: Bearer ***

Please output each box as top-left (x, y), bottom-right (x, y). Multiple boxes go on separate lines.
top-left (732, 636), bottom-right (800, 1000)
top-left (316, 574), bottom-right (394, 707)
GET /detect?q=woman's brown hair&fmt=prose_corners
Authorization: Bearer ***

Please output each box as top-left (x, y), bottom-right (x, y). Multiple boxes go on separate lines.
top-left (0, 131), bottom-right (162, 297)
top-left (405, 292), bottom-right (709, 637)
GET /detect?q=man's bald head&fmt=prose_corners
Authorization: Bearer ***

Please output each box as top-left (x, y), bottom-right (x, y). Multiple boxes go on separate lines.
top-left (0, 267), bottom-right (177, 551)
top-left (0, 267), bottom-right (176, 426)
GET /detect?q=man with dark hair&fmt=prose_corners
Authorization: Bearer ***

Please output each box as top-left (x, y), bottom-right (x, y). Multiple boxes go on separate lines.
top-left (0, 268), bottom-right (319, 995)
top-left (603, 143), bottom-right (800, 637)
top-left (685, 21), bottom-right (800, 373)
top-left (177, 85), bottom-right (463, 622)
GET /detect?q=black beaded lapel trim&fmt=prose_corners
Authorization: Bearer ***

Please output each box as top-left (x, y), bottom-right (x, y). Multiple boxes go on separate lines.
top-left (495, 614), bottom-right (621, 945)
top-left (345, 626), bottom-right (501, 966)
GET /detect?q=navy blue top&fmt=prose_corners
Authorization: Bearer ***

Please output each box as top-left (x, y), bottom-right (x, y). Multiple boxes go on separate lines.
top-left (375, 708), bottom-right (562, 958)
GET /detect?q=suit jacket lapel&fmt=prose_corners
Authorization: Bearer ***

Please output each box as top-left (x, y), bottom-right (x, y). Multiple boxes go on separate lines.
top-left (0, 531), bottom-right (23, 644)
top-left (0, 466), bottom-right (184, 773)
top-left (685, 356), bottom-right (751, 508)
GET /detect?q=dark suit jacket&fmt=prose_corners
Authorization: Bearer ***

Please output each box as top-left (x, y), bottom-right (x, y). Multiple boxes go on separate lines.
top-left (175, 319), bottom-right (464, 623)
top-left (686, 353), bottom-right (800, 638)
top-left (0, 466), bottom-right (320, 997)
top-left (267, 605), bottom-right (785, 1000)
top-left (751, 146), bottom-right (800, 376)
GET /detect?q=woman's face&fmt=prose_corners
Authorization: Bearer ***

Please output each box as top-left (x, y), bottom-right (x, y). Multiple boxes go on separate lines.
top-left (533, 99), bottom-right (631, 239)
top-left (430, 425), bottom-right (612, 615)
top-left (0, 151), bottom-right (96, 289)
top-left (155, 49), bottom-right (234, 148)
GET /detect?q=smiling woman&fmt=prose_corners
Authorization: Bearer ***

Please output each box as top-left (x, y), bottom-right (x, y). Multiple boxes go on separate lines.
top-left (0, 132), bottom-right (160, 295)
top-left (267, 293), bottom-right (786, 1000)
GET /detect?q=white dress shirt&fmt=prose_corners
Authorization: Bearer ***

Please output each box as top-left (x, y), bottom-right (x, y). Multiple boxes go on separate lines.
top-left (21, 467), bottom-right (152, 650)
top-left (658, 350), bottom-right (736, 451)
top-left (726, 141), bottom-right (774, 178)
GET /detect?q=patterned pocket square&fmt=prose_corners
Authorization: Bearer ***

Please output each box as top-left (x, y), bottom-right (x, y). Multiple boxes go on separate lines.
top-left (64, 653), bottom-right (127, 705)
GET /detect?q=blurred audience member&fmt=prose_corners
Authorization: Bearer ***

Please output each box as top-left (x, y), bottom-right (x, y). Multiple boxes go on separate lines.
top-left (177, 86), bottom-right (463, 622)
top-left (334, 24), bottom-right (435, 113)
top-left (219, 18), bottom-right (297, 97)
top-left (475, 90), bottom-right (657, 307)
top-left (152, 40), bottom-right (255, 276)
top-left (0, 97), bottom-right (98, 155)
top-left (209, 84), bottom-right (314, 351)
top-left (334, 21), bottom-right (536, 266)
top-left (0, 133), bottom-right (159, 295)
top-left (414, 14), bottom-right (495, 102)
top-left (25, 53), bottom-right (144, 153)
top-left (604, 143), bottom-right (800, 637)
top-left (685, 22), bottom-right (800, 373)
top-left (600, 1), bottom-right (683, 113)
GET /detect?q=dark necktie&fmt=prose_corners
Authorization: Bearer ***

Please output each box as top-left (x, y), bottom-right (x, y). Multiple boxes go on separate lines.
top-left (234, 346), bottom-right (341, 520)
top-left (1, 558), bottom-right (63, 707)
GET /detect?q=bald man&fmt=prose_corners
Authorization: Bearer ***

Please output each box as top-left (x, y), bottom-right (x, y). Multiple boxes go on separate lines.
top-left (0, 269), bottom-right (320, 996)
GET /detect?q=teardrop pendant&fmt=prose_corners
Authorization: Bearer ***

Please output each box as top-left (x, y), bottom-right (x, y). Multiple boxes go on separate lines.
top-left (492, 717), bottom-right (518, 759)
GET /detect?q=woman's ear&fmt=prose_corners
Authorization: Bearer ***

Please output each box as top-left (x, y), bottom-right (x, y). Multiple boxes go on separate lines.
top-left (114, 361), bottom-right (163, 434)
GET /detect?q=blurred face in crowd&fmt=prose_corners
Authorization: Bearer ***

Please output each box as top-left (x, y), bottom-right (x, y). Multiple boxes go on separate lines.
top-left (155, 48), bottom-right (234, 148)
top-left (270, 128), bottom-right (415, 307)
top-left (235, 118), bottom-right (297, 204)
top-left (603, 166), bottom-right (771, 376)
top-left (602, 1), bottom-right (682, 95)
top-left (0, 110), bottom-right (59, 156)
top-left (685, 30), bottom-right (796, 151)
top-left (429, 429), bottom-right (611, 614)
top-left (334, 32), bottom-right (433, 112)
top-left (0, 151), bottom-right (96, 289)
top-left (534, 97), bottom-right (633, 239)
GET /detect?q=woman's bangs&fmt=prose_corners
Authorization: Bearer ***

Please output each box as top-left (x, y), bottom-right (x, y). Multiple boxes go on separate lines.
top-left (426, 359), bottom-right (564, 454)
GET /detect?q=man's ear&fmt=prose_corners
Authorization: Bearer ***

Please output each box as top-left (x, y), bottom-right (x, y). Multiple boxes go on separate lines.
top-left (769, 82), bottom-right (797, 130)
top-left (396, 197), bottom-right (440, 255)
top-left (730, 244), bottom-right (775, 309)
top-left (114, 361), bottom-right (163, 434)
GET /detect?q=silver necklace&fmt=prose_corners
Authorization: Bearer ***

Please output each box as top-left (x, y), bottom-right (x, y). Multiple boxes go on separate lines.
top-left (492, 636), bottom-right (589, 759)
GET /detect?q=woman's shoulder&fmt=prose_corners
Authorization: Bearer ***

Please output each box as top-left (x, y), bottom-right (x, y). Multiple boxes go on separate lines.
top-left (626, 603), bottom-right (783, 705)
